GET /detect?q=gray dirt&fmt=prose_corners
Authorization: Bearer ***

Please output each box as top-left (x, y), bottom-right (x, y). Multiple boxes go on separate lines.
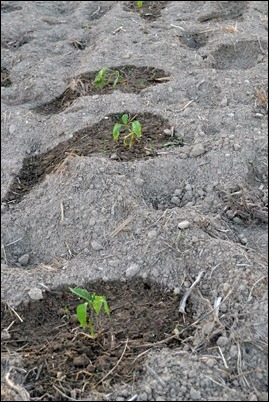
top-left (1, 1), bottom-right (268, 401)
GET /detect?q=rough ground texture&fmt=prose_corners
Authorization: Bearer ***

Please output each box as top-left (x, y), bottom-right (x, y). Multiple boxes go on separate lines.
top-left (1, 1), bottom-right (268, 401)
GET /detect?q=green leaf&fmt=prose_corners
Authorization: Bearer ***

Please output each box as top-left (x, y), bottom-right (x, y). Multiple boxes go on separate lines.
top-left (93, 67), bottom-right (108, 87)
top-left (69, 287), bottom-right (93, 303)
top-left (132, 121), bottom-right (142, 137)
top-left (113, 123), bottom-right (121, 140)
top-left (91, 295), bottom-right (110, 316)
top-left (103, 300), bottom-right (110, 316)
top-left (113, 70), bottom-right (121, 87)
top-left (122, 114), bottom-right (129, 125)
top-left (91, 295), bottom-right (104, 314)
top-left (76, 302), bottom-right (88, 328)
top-left (136, 1), bottom-right (143, 8)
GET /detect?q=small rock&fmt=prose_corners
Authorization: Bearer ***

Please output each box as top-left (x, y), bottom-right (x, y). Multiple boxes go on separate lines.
top-left (233, 143), bottom-right (241, 151)
top-left (164, 128), bottom-right (173, 135)
top-left (91, 241), bottom-right (103, 251)
top-left (182, 190), bottom-right (193, 203)
top-left (216, 336), bottom-right (229, 347)
top-left (189, 143), bottom-right (205, 157)
top-left (230, 344), bottom-right (238, 358)
top-left (173, 287), bottom-right (180, 295)
top-left (233, 216), bottom-right (243, 225)
top-left (1, 329), bottom-right (11, 341)
top-left (173, 189), bottom-right (182, 197)
top-left (147, 230), bottom-right (157, 239)
top-left (178, 220), bottom-right (191, 230)
top-left (255, 113), bottom-right (264, 118)
top-left (185, 183), bottom-right (192, 191)
top-left (18, 254), bottom-right (30, 266)
top-left (73, 354), bottom-right (89, 367)
top-left (110, 153), bottom-right (118, 160)
top-left (9, 125), bottom-right (16, 135)
top-left (239, 237), bottom-right (248, 245)
top-left (126, 263), bottom-right (140, 278)
top-left (171, 196), bottom-right (181, 206)
top-left (220, 96), bottom-right (228, 106)
top-left (28, 287), bottom-right (43, 301)
top-left (190, 388), bottom-right (201, 400)
top-left (226, 209), bottom-right (234, 219)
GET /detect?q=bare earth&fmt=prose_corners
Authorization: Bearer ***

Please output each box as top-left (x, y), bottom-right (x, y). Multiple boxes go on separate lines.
top-left (1, 1), bottom-right (268, 401)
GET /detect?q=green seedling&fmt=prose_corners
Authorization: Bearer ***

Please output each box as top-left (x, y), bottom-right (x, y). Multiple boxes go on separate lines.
top-left (92, 67), bottom-right (121, 89)
top-left (113, 114), bottom-right (142, 148)
top-left (69, 287), bottom-right (110, 338)
top-left (136, 1), bottom-right (143, 7)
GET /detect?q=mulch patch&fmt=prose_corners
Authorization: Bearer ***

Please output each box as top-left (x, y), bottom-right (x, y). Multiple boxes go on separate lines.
top-left (33, 66), bottom-right (170, 115)
top-left (2, 112), bottom-right (183, 206)
top-left (1, 278), bottom-right (190, 401)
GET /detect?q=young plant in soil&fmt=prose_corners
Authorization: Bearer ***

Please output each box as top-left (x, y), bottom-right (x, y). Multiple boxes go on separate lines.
top-left (69, 287), bottom-right (110, 338)
top-left (92, 66), bottom-right (121, 89)
top-left (136, 1), bottom-right (143, 7)
top-left (113, 113), bottom-right (142, 148)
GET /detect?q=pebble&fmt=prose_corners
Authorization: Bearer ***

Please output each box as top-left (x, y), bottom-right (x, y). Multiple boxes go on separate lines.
top-left (178, 220), bottom-right (191, 230)
top-left (171, 196), bottom-right (181, 206)
top-left (238, 234), bottom-right (248, 244)
top-left (18, 254), bottom-right (30, 266)
top-left (91, 240), bottom-right (104, 251)
top-left (182, 190), bottom-right (193, 203)
top-left (226, 209), bottom-right (234, 219)
top-left (233, 143), bottom-right (241, 151)
top-left (216, 336), bottom-right (229, 347)
top-left (1, 329), bottom-right (11, 341)
top-left (126, 263), bottom-right (140, 278)
top-left (173, 287), bottom-right (180, 295)
top-left (230, 345), bottom-right (238, 358)
top-left (28, 287), bottom-right (43, 300)
top-left (220, 96), bottom-right (228, 106)
top-left (189, 143), bottom-right (205, 157)
top-left (9, 124), bottom-right (16, 135)
top-left (174, 189), bottom-right (182, 197)
top-left (147, 230), bottom-right (157, 239)
top-left (190, 388), bottom-right (201, 400)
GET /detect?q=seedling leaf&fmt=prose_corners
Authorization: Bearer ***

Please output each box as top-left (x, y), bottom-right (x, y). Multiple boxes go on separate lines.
top-left (132, 120), bottom-right (142, 137)
top-left (76, 302), bottom-right (88, 328)
top-left (92, 295), bottom-right (109, 315)
top-left (113, 123), bottom-right (121, 140)
top-left (113, 70), bottom-right (121, 87)
top-left (122, 114), bottom-right (129, 125)
top-left (69, 287), bottom-right (93, 303)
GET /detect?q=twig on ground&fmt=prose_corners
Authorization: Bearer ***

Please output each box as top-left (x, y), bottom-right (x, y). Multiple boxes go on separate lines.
top-left (5, 371), bottom-right (30, 401)
top-left (179, 270), bottom-right (204, 313)
top-left (7, 304), bottom-right (24, 322)
top-left (53, 385), bottom-right (79, 401)
top-left (97, 338), bottom-right (129, 385)
top-left (109, 216), bottom-right (133, 237)
top-left (145, 364), bottom-right (166, 387)
top-left (218, 346), bottom-right (229, 369)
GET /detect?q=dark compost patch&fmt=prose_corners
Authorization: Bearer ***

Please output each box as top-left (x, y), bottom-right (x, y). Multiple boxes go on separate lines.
top-left (1, 278), bottom-right (190, 401)
top-left (2, 112), bottom-right (182, 206)
top-left (33, 66), bottom-right (170, 114)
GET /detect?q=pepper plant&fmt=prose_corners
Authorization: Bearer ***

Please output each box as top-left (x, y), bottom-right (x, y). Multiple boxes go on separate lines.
top-left (92, 66), bottom-right (121, 89)
top-left (69, 287), bottom-right (110, 338)
top-left (113, 114), bottom-right (142, 148)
